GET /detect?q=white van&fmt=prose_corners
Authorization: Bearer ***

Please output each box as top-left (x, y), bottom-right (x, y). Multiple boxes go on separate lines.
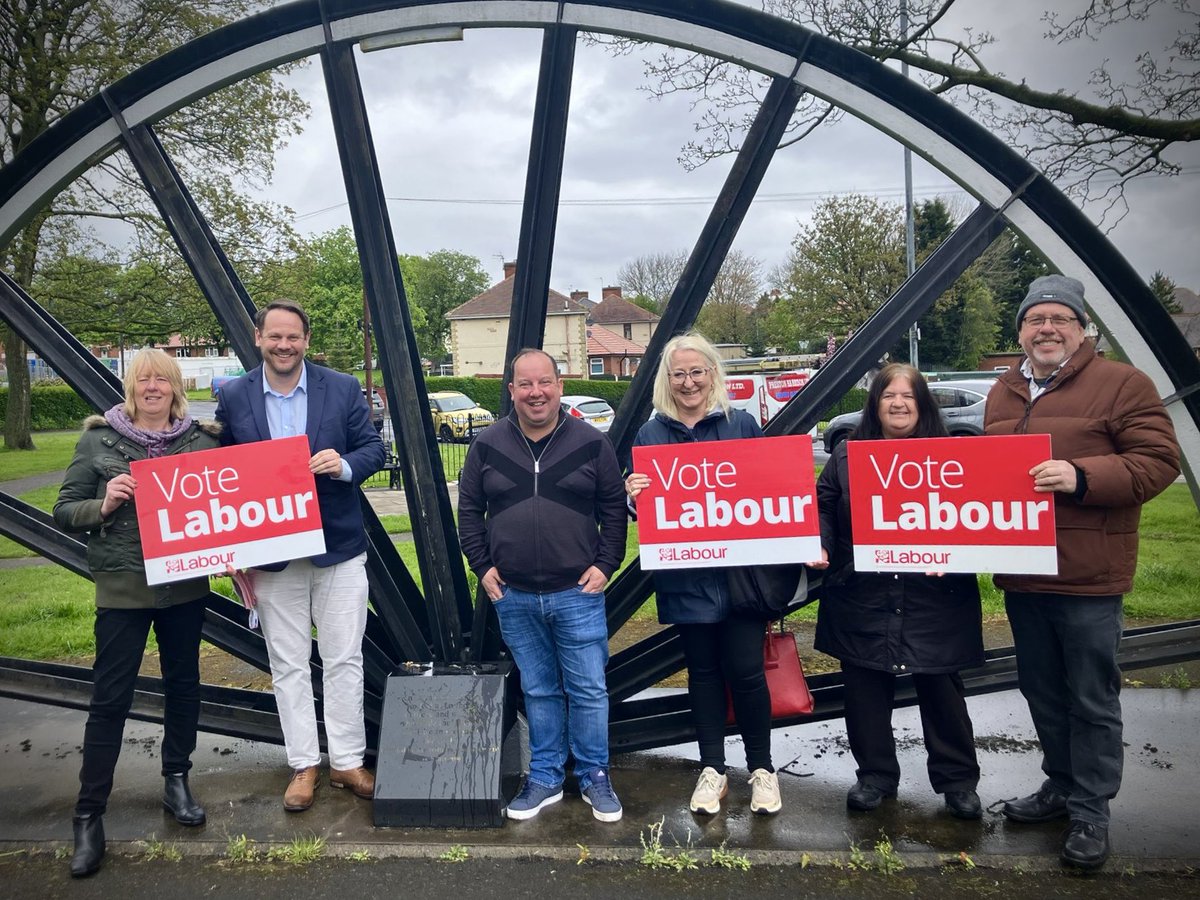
top-left (725, 370), bottom-right (816, 433)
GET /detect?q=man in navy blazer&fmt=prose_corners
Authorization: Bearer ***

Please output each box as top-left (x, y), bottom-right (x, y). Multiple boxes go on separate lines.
top-left (216, 299), bottom-right (384, 812)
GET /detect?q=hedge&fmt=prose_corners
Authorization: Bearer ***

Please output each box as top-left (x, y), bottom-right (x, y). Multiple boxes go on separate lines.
top-left (0, 385), bottom-right (94, 430)
top-left (423, 376), bottom-right (632, 413)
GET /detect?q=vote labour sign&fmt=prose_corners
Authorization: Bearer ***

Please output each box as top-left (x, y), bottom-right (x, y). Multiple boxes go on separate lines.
top-left (633, 435), bottom-right (820, 570)
top-left (131, 435), bottom-right (325, 585)
top-left (847, 434), bottom-right (1057, 574)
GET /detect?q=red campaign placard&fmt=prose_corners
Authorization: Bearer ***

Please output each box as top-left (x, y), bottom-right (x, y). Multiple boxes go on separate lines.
top-left (633, 435), bottom-right (820, 570)
top-left (847, 434), bottom-right (1057, 574)
top-left (131, 435), bottom-right (325, 585)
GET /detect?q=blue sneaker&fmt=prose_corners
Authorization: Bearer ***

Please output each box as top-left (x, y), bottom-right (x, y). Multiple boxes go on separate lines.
top-left (581, 768), bottom-right (622, 823)
top-left (505, 779), bottom-right (563, 820)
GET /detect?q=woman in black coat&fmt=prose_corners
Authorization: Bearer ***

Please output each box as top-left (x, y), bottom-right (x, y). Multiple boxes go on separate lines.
top-left (809, 363), bottom-right (984, 819)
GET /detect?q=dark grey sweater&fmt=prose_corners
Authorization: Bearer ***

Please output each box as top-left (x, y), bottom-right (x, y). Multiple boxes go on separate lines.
top-left (458, 411), bottom-right (627, 593)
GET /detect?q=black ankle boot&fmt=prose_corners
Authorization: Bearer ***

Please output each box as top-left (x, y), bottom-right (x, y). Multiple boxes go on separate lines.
top-left (163, 773), bottom-right (206, 826)
top-left (70, 813), bottom-right (105, 877)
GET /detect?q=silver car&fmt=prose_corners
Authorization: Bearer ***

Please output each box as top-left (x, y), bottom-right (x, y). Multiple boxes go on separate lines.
top-left (822, 378), bottom-right (996, 452)
top-left (561, 395), bottom-right (616, 433)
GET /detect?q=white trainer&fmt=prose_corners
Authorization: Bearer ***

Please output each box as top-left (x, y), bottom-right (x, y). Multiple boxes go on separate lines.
top-left (689, 766), bottom-right (728, 814)
top-left (748, 768), bottom-right (782, 815)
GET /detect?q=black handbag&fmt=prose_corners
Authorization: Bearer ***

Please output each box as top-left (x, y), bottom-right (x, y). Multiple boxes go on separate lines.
top-left (726, 562), bottom-right (808, 617)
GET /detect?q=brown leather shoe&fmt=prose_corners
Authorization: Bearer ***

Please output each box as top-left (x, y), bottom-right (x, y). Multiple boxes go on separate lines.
top-left (283, 766), bottom-right (319, 812)
top-left (330, 766), bottom-right (375, 800)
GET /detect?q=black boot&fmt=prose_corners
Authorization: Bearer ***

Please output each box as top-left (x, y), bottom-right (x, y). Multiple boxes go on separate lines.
top-left (70, 813), bottom-right (105, 878)
top-left (163, 773), bottom-right (206, 826)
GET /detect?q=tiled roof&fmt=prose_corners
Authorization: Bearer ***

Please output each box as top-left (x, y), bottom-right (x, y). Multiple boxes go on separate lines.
top-left (587, 325), bottom-right (645, 356)
top-left (589, 294), bottom-right (660, 325)
top-left (446, 275), bottom-right (587, 319)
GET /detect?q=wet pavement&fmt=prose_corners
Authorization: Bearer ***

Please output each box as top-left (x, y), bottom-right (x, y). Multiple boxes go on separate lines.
top-left (1, 688), bottom-right (1196, 871)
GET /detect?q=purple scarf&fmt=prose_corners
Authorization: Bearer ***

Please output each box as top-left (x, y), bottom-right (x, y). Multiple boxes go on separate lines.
top-left (104, 405), bottom-right (193, 458)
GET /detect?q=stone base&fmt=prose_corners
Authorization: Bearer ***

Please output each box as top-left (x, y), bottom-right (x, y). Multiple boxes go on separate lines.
top-left (373, 661), bottom-right (518, 828)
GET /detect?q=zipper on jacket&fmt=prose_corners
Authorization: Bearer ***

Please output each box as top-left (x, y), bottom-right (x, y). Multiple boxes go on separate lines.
top-left (513, 415), bottom-right (566, 497)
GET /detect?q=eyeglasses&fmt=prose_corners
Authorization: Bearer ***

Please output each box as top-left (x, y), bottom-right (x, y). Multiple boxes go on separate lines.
top-left (668, 367), bottom-right (711, 383)
top-left (1022, 314), bottom-right (1078, 328)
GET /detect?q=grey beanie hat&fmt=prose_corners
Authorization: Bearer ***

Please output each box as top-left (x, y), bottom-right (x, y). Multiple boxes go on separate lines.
top-left (1016, 274), bottom-right (1088, 330)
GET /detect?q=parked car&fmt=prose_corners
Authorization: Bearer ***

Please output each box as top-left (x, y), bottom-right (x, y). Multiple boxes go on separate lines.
top-left (560, 395), bottom-right (615, 433)
top-left (362, 388), bottom-right (385, 432)
top-left (428, 391), bottom-right (494, 442)
top-left (209, 373), bottom-right (242, 398)
top-left (822, 378), bottom-right (996, 452)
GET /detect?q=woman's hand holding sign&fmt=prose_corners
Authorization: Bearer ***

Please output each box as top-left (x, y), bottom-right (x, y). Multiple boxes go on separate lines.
top-left (100, 473), bottom-right (136, 518)
top-left (625, 472), bottom-right (650, 499)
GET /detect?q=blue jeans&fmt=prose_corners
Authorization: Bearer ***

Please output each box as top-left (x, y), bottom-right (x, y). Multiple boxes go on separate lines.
top-left (1006, 592), bottom-right (1124, 826)
top-left (493, 584), bottom-right (610, 790)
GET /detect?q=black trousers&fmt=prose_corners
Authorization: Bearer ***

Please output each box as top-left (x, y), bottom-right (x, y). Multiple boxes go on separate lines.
top-left (678, 615), bottom-right (773, 773)
top-left (841, 661), bottom-right (979, 794)
top-left (1005, 591), bottom-right (1124, 826)
top-left (75, 600), bottom-right (206, 816)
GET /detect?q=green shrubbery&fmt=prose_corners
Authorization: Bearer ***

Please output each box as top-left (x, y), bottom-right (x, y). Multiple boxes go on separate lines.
top-left (0, 385), bottom-right (93, 430)
top-left (424, 376), bottom-right (632, 413)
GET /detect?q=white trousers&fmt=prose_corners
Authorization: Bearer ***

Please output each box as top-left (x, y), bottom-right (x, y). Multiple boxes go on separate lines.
top-left (253, 554), bottom-right (368, 770)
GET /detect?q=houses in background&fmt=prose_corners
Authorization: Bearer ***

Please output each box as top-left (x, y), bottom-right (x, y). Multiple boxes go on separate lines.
top-left (445, 261), bottom-right (660, 377)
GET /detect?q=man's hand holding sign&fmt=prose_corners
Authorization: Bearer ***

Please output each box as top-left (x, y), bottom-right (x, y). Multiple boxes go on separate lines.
top-left (131, 434), bottom-right (325, 585)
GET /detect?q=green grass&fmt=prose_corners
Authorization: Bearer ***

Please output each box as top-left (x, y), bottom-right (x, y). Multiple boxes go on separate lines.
top-left (375, 514), bottom-right (412, 534)
top-left (0, 566), bottom-right (98, 658)
top-left (0, 431), bottom-right (79, 481)
top-left (1, 450), bottom-right (1195, 661)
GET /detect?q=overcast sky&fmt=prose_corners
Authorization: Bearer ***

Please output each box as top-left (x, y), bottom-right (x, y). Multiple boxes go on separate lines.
top-left (254, 0), bottom-right (1200, 300)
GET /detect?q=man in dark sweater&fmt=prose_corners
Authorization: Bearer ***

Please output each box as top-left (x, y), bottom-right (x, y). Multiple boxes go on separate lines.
top-left (458, 349), bottom-right (627, 822)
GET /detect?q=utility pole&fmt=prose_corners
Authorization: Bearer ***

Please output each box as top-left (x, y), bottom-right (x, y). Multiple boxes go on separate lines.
top-left (901, 0), bottom-right (919, 371)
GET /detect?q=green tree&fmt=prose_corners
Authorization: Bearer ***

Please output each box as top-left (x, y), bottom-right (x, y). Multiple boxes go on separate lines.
top-left (293, 227), bottom-right (367, 360)
top-left (397, 250), bottom-right (488, 361)
top-left (976, 229), bottom-right (1053, 349)
top-left (773, 194), bottom-right (907, 339)
top-left (1150, 271), bottom-right (1182, 313)
top-left (893, 198), bottom-right (998, 369)
top-left (1, 0), bottom-right (308, 448)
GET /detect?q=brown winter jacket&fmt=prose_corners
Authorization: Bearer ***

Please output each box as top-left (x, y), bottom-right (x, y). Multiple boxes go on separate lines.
top-left (984, 343), bottom-right (1180, 595)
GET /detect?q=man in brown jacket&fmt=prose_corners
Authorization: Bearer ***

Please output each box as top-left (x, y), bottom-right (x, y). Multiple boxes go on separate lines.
top-left (984, 274), bottom-right (1180, 871)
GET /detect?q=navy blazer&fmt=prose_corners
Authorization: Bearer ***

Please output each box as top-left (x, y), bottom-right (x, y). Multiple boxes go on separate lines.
top-left (215, 361), bottom-right (385, 569)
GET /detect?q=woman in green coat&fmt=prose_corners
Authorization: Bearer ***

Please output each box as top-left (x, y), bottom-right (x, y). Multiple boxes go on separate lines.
top-left (54, 349), bottom-right (221, 878)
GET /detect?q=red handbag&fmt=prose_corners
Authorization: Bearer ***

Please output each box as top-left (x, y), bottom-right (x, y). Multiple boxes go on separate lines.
top-left (726, 622), bottom-right (814, 724)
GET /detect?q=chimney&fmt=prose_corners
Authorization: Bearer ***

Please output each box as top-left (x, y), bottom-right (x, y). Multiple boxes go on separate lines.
top-left (602, 285), bottom-right (622, 299)
top-left (570, 290), bottom-right (589, 302)
top-left (503, 260), bottom-right (517, 279)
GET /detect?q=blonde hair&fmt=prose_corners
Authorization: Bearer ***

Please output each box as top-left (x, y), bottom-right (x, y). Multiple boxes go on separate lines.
top-left (123, 348), bottom-right (188, 423)
top-left (652, 332), bottom-right (731, 421)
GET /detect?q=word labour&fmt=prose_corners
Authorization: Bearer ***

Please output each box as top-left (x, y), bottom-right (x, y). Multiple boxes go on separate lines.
top-left (650, 455), bottom-right (813, 530)
top-left (150, 464), bottom-right (315, 541)
top-left (866, 453), bottom-right (1049, 532)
